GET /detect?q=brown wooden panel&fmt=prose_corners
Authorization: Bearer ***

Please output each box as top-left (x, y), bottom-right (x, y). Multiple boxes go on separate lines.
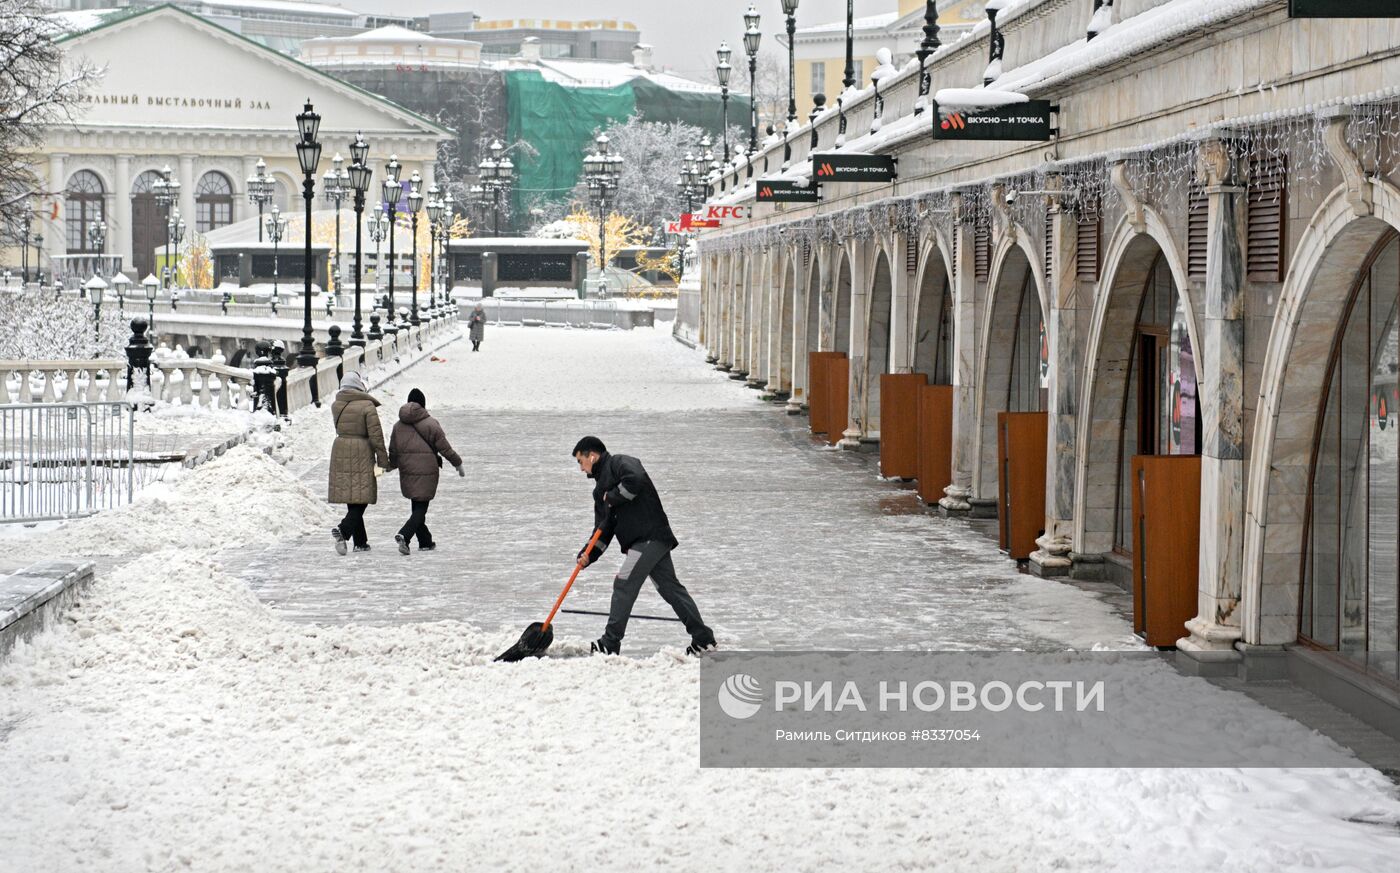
top-left (880, 373), bottom-right (927, 478)
top-left (827, 355), bottom-right (849, 446)
top-left (808, 351), bottom-right (839, 435)
top-left (997, 412), bottom-right (1048, 560)
top-left (1131, 454), bottom-right (1202, 646)
top-left (916, 384), bottom-right (953, 505)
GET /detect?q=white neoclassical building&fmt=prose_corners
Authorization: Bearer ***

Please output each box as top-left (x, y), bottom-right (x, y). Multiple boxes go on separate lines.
top-left (23, 5), bottom-right (450, 280)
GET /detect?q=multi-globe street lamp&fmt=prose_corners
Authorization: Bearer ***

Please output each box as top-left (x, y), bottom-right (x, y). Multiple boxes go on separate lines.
top-left (348, 131), bottom-right (372, 347)
top-left (743, 4), bottom-right (761, 164)
top-left (426, 186), bottom-right (442, 318)
top-left (86, 220), bottom-right (107, 281)
top-left (369, 200), bottom-right (387, 299)
top-left (716, 42), bottom-right (733, 164)
top-left (406, 171), bottom-right (423, 327)
top-left (295, 99), bottom-right (323, 370)
top-left (582, 132), bottom-right (623, 289)
top-left (438, 190), bottom-right (454, 315)
top-left (266, 204), bottom-right (286, 313)
top-left (165, 211), bottom-right (185, 288)
top-left (381, 155), bottom-right (402, 336)
top-left (247, 158), bottom-right (273, 242)
top-left (322, 153), bottom-right (349, 297)
top-left (152, 165), bottom-right (180, 286)
top-left (478, 139), bottom-right (514, 236)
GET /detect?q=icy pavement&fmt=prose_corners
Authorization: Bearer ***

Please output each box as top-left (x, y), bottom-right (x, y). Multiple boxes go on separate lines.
top-left (2, 325), bottom-right (1399, 871)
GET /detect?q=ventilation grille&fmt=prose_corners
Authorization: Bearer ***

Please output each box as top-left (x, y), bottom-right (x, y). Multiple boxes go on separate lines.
top-left (1043, 211), bottom-right (1054, 280)
top-left (974, 219), bottom-right (990, 282)
top-left (906, 237), bottom-right (918, 274)
top-left (1075, 210), bottom-right (1100, 282)
top-left (1187, 183), bottom-right (1208, 280)
top-left (1247, 154), bottom-right (1287, 283)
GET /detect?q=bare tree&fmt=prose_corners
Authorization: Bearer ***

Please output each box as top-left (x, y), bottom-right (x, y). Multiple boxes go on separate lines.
top-left (0, 0), bottom-right (101, 247)
top-left (599, 116), bottom-right (706, 234)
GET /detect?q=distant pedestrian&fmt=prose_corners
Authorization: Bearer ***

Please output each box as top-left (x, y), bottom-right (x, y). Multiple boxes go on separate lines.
top-left (469, 303), bottom-right (486, 352)
top-left (572, 436), bottom-right (716, 656)
top-left (387, 388), bottom-right (463, 554)
top-left (329, 372), bottom-right (389, 554)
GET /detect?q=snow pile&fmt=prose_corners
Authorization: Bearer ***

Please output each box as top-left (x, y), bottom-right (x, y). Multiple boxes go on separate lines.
top-left (0, 445), bottom-right (337, 564)
top-left (934, 87), bottom-right (1029, 109)
top-left (2, 552), bottom-right (1400, 870)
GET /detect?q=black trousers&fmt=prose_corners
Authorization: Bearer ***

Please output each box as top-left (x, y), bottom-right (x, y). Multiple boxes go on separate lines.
top-left (603, 540), bottom-right (712, 651)
top-left (398, 499), bottom-right (433, 547)
top-left (337, 503), bottom-right (368, 547)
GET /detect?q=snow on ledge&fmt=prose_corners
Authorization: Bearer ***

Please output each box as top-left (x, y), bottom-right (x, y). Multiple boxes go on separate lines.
top-left (934, 88), bottom-right (1029, 109)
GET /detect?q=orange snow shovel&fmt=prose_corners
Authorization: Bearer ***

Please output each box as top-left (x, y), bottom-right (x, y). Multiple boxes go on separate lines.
top-left (495, 528), bottom-right (603, 662)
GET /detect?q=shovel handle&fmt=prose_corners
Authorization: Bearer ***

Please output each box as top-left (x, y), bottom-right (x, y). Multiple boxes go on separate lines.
top-left (541, 528), bottom-right (603, 632)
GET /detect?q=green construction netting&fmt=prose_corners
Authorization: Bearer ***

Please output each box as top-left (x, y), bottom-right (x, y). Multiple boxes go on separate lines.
top-left (504, 70), bottom-right (750, 216)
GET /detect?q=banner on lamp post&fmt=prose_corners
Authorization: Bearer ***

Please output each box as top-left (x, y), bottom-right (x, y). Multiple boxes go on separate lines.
top-left (756, 179), bottom-right (820, 203)
top-left (931, 100), bottom-right (1054, 141)
top-left (811, 153), bottom-right (897, 183)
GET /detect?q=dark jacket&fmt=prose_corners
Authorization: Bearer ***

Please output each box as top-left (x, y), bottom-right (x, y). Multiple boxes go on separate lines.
top-left (387, 403), bottom-right (463, 501)
top-left (582, 452), bottom-right (678, 562)
top-left (328, 389), bottom-right (389, 505)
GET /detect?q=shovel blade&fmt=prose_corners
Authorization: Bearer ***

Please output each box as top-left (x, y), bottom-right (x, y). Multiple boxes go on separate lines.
top-left (494, 621), bottom-right (555, 662)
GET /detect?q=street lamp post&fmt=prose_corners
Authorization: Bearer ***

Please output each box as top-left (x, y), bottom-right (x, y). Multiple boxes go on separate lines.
top-left (348, 132), bottom-right (372, 347)
top-left (295, 99), bottom-right (323, 371)
top-left (20, 208), bottom-right (31, 283)
top-left (843, 0), bottom-right (855, 91)
top-left (439, 190), bottom-right (455, 315)
top-left (165, 212), bottom-right (184, 288)
top-left (743, 5), bottom-right (761, 166)
top-left (112, 272), bottom-right (130, 316)
top-left (266, 205), bottom-right (285, 313)
top-left (369, 202), bottom-right (387, 304)
top-left (381, 155), bottom-right (402, 336)
top-left (322, 153), bottom-right (348, 298)
top-left (247, 158), bottom-right (273, 242)
top-left (582, 132), bottom-right (623, 292)
top-left (407, 171), bottom-right (423, 327)
top-left (426, 186), bottom-right (442, 319)
top-left (142, 273), bottom-right (159, 335)
top-left (478, 139), bottom-right (514, 236)
top-left (716, 43), bottom-right (733, 164)
top-left (152, 165), bottom-right (180, 286)
top-left (85, 275), bottom-right (106, 344)
top-left (915, 2), bottom-right (941, 113)
top-left (87, 220), bottom-right (107, 282)
top-left (782, 0), bottom-right (800, 163)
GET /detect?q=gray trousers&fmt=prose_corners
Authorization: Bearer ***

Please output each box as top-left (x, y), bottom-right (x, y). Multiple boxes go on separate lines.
top-left (603, 540), bottom-right (712, 649)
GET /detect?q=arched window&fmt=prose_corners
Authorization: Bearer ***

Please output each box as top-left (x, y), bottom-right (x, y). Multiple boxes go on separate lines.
top-left (130, 170), bottom-right (170, 278)
top-left (65, 170), bottom-right (105, 253)
top-left (1303, 231), bottom-right (1399, 683)
top-left (195, 171), bottom-right (233, 233)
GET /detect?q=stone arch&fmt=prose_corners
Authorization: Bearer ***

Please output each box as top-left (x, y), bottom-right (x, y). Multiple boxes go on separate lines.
top-left (911, 234), bottom-right (955, 382)
top-left (1243, 180), bottom-right (1400, 645)
top-left (776, 249), bottom-right (796, 394)
top-left (860, 249), bottom-right (895, 434)
top-left (973, 226), bottom-right (1049, 497)
top-left (1073, 208), bottom-right (1201, 555)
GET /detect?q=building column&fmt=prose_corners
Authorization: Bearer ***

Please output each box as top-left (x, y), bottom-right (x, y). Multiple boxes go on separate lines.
top-left (47, 153), bottom-right (67, 259)
top-left (1031, 177), bottom-right (1080, 577)
top-left (764, 247), bottom-right (789, 397)
top-left (787, 247), bottom-right (810, 414)
top-left (178, 153), bottom-right (197, 231)
top-left (731, 254), bottom-right (748, 377)
top-left (888, 231), bottom-right (914, 373)
top-left (747, 247), bottom-right (769, 388)
top-left (113, 155), bottom-right (133, 276)
top-left (839, 242), bottom-right (869, 450)
top-left (940, 196), bottom-right (979, 515)
top-left (1179, 134), bottom-right (1247, 664)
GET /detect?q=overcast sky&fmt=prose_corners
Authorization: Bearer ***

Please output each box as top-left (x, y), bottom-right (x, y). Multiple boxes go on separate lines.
top-left (352, 0), bottom-right (867, 81)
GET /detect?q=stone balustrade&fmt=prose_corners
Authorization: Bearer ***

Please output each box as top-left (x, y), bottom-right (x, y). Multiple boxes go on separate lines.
top-left (0, 360), bottom-right (127, 404)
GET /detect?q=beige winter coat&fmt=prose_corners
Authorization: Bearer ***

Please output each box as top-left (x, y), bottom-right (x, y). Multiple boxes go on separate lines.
top-left (328, 389), bottom-right (389, 505)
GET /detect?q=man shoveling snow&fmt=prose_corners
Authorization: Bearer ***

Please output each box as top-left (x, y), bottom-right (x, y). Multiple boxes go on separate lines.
top-left (572, 436), bottom-right (717, 656)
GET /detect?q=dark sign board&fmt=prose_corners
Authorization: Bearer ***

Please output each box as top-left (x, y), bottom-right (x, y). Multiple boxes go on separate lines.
top-left (1290, 0), bottom-right (1400, 16)
top-left (811, 152), bottom-right (897, 183)
top-left (930, 99), bottom-right (1054, 141)
top-left (756, 179), bottom-right (820, 203)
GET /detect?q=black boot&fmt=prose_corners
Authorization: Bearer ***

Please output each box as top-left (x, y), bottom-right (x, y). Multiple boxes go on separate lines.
top-left (590, 637), bottom-right (620, 656)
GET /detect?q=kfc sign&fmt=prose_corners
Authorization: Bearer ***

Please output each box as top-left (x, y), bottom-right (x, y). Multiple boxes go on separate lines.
top-left (703, 205), bottom-right (749, 224)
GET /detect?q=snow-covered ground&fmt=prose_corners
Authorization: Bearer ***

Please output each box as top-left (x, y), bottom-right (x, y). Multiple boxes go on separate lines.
top-left (2, 324), bottom-right (1398, 871)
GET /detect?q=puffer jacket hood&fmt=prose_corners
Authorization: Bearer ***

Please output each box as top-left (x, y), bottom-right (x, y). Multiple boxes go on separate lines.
top-left (399, 402), bottom-right (429, 425)
top-left (336, 388), bottom-right (379, 407)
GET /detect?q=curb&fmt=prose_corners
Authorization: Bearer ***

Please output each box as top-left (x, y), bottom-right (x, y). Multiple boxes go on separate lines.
top-left (0, 561), bottom-right (95, 660)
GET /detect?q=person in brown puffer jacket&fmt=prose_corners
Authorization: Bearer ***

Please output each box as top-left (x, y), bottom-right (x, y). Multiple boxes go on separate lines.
top-left (387, 388), bottom-right (462, 554)
top-left (329, 372), bottom-right (389, 554)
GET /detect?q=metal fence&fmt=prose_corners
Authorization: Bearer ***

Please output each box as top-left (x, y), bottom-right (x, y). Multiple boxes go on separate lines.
top-left (0, 402), bottom-right (139, 523)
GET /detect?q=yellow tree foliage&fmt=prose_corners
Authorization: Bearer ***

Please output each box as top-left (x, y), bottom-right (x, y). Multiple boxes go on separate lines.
top-left (178, 233), bottom-right (214, 289)
top-left (634, 248), bottom-right (680, 285)
top-left (561, 209), bottom-right (648, 270)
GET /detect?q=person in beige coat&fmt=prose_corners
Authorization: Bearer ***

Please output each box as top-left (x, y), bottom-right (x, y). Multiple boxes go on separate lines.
top-left (329, 372), bottom-right (389, 554)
